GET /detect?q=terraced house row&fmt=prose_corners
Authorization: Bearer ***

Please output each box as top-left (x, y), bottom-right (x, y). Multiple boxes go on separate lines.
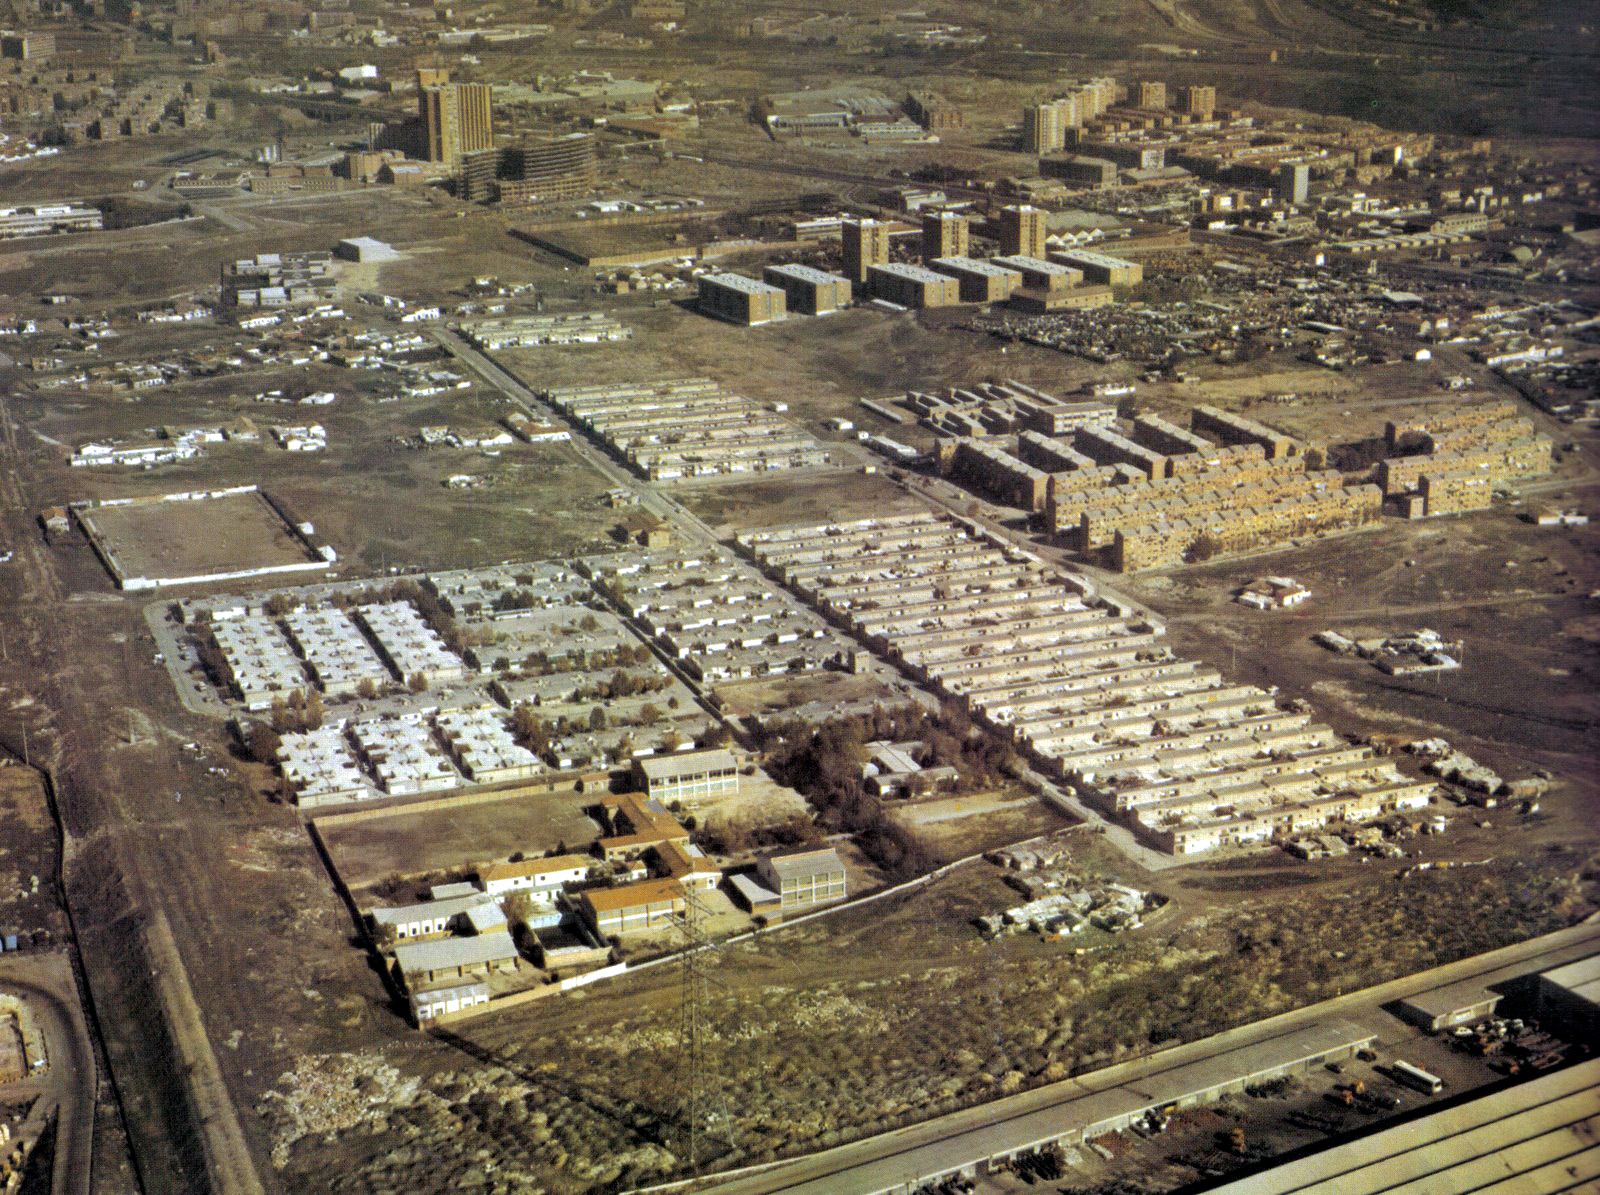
top-left (542, 377), bottom-right (832, 482)
top-left (739, 513), bottom-right (1433, 856)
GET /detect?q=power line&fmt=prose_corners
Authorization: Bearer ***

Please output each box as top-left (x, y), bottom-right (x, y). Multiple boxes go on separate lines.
top-left (674, 885), bottom-right (735, 1174)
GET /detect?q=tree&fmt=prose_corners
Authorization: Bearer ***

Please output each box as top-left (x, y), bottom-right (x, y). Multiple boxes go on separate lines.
top-left (588, 706), bottom-right (607, 731)
top-left (303, 689), bottom-right (325, 731)
top-left (1188, 533), bottom-right (1223, 563)
top-left (408, 672), bottom-right (429, 693)
top-left (638, 702), bottom-right (661, 725)
top-left (503, 891), bottom-right (534, 926)
top-left (244, 721), bottom-right (281, 764)
top-left (356, 677), bottom-right (379, 700)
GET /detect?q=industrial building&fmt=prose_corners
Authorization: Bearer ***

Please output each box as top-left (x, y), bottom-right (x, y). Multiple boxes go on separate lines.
top-left (997, 205), bottom-right (1048, 258)
top-left (867, 262), bottom-right (961, 308)
top-left (842, 218), bottom-right (891, 284)
top-left (410, 980), bottom-right (489, 1024)
top-left (334, 236), bottom-right (400, 263)
top-left (698, 272), bottom-right (788, 325)
top-left (0, 203), bottom-right (103, 239)
top-left (1206, 1057), bottom-right (1600, 1195)
top-left (1040, 154), bottom-right (1119, 188)
top-left (1395, 980), bottom-right (1503, 1031)
top-left (762, 263), bottom-right (852, 315)
top-left (929, 257), bottom-right (1023, 303)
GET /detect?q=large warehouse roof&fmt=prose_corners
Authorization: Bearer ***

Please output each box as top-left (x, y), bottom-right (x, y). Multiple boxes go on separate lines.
top-left (1206, 1056), bottom-right (1600, 1195)
top-left (1541, 954), bottom-right (1600, 1008)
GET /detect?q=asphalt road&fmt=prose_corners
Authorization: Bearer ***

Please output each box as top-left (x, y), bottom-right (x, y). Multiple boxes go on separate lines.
top-left (0, 952), bottom-right (95, 1195)
top-left (704, 920), bottom-right (1600, 1194)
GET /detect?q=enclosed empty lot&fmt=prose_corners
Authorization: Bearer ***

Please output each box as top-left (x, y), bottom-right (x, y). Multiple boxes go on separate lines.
top-left (79, 490), bottom-right (321, 585)
top-left (315, 790), bottom-right (604, 900)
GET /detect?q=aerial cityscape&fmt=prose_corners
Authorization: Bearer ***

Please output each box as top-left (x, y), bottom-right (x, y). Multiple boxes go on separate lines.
top-left (0, 0), bottom-right (1595, 1193)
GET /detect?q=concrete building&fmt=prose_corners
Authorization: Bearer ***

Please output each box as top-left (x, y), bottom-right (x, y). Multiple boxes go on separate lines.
top-left (1023, 102), bottom-right (1065, 155)
top-left (906, 90), bottom-right (963, 131)
top-left (369, 893), bottom-right (495, 941)
top-left (0, 32), bottom-right (53, 59)
top-left (698, 272), bottom-right (788, 325)
top-left (334, 236), bottom-right (400, 263)
top-left (495, 133), bottom-right (597, 206)
top-left (1137, 81), bottom-right (1167, 110)
top-left (756, 846), bottom-right (848, 910)
top-left (921, 211), bottom-right (970, 260)
top-left (579, 877), bottom-right (686, 936)
top-left (762, 264), bottom-right (852, 315)
top-left (1177, 84), bottom-right (1216, 119)
top-left (997, 205), bottom-right (1048, 258)
top-left (1049, 248), bottom-right (1142, 287)
top-left (991, 255), bottom-right (1083, 292)
top-left (841, 218), bottom-right (891, 284)
top-left (929, 257), bottom-right (1023, 303)
top-left (1040, 154), bottom-right (1119, 189)
top-left (635, 749), bottom-right (739, 803)
top-left (420, 81), bottom-right (493, 165)
top-left (1276, 161), bottom-right (1310, 206)
top-left (867, 262), bottom-right (961, 308)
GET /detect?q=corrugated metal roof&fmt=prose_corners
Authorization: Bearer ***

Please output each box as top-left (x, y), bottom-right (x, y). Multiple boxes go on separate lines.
top-left (393, 933), bottom-right (519, 975)
top-left (1206, 1056), bottom-right (1600, 1195)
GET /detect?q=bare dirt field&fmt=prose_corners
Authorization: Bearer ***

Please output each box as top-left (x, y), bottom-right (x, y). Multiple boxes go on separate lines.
top-left (80, 490), bottom-right (319, 582)
top-left (316, 793), bottom-right (604, 902)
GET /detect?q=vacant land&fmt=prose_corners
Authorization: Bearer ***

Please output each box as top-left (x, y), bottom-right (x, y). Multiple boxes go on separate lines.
top-left (80, 490), bottom-right (318, 583)
top-left (316, 793), bottom-right (603, 902)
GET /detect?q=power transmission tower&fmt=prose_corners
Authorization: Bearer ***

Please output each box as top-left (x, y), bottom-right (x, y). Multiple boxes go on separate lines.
top-left (674, 886), bottom-right (734, 1174)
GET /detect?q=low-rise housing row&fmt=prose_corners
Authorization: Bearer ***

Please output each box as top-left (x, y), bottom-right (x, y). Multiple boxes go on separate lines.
top-left (356, 601), bottom-right (469, 686)
top-left (544, 378), bottom-right (832, 482)
top-left (739, 513), bottom-right (1432, 857)
top-left (459, 312), bottom-right (630, 349)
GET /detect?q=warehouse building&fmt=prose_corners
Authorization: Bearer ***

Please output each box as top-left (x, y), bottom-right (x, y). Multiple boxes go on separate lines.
top-left (698, 272), bottom-right (788, 325)
top-left (1205, 1057), bottom-right (1600, 1195)
top-left (393, 934), bottom-right (521, 989)
top-left (762, 263), bottom-right (853, 315)
top-left (1008, 284), bottom-right (1114, 312)
top-left (867, 262), bottom-right (961, 308)
top-left (929, 257), bottom-right (1023, 303)
top-left (1533, 954), bottom-right (1600, 1041)
top-left (1395, 980), bottom-right (1504, 1031)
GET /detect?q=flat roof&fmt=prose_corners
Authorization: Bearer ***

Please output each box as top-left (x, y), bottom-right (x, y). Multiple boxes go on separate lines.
top-left (931, 257), bottom-right (1023, 278)
top-left (1398, 979), bottom-right (1503, 1019)
top-left (1053, 248), bottom-right (1138, 268)
top-left (638, 749), bottom-right (736, 779)
top-left (581, 877), bottom-right (685, 911)
top-left (992, 255), bottom-right (1073, 274)
top-left (729, 873), bottom-right (780, 905)
top-left (702, 272), bottom-right (785, 295)
top-left (765, 263), bottom-right (851, 285)
top-left (869, 262), bottom-right (956, 284)
top-left (1540, 953), bottom-right (1600, 1007)
top-left (393, 933), bottom-right (519, 975)
top-left (1206, 1056), bottom-right (1600, 1195)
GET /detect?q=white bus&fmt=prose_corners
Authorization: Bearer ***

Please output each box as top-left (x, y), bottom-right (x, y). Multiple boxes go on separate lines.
top-left (1392, 1060), bottom-right (1444, 1095)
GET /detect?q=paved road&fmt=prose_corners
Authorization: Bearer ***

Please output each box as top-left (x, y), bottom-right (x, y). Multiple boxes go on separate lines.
top-left (703, 920), bottom-right (1600, 1194)
top-left (0, 953), bottom-right (95, 1195)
